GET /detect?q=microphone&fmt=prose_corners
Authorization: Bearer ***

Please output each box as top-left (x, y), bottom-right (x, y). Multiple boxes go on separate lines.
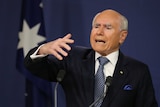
top-left (56, 69), bottom-right (66, 82)
top-left (89, 76), bottom-right (112, 107)
top-left (54, 69), bottom-right (66, 107)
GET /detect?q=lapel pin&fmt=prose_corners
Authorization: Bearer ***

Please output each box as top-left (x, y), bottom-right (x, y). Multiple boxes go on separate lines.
top-left (120, 71), bottom-right (123, 74)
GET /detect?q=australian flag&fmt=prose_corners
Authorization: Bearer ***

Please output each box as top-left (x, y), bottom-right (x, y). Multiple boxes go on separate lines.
top-left (16, 0), bottom-right (52, 107)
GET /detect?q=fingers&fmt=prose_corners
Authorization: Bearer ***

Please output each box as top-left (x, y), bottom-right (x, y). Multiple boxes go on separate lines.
top-left (63, 33), bottom-right (74, 46)
top-left (51, 48), bottom-right (64, 60)
top-left (39, 33), bottom-right (74, 60)
top-left (56, 33), bottom-right (74, 51)
top-left (63, 33), bottom-right (72, 39)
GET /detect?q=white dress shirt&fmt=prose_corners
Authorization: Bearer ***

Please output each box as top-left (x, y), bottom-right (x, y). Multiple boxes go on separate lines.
top-left (95, 50), bottom-right (119, 78)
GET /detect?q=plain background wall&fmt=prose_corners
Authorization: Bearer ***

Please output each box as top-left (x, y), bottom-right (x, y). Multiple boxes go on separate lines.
top-left (0, 0), bottom-right (25, 107)
top-left (0, 0), bottom-right (160, 106)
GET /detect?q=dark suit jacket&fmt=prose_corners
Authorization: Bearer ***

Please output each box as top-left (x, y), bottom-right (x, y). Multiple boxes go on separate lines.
top-left (24, 46), bottom-right (158, 107)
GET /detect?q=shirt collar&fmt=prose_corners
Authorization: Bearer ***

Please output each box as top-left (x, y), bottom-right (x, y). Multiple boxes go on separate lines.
top-left (95, 50), bottom-right (119, 66)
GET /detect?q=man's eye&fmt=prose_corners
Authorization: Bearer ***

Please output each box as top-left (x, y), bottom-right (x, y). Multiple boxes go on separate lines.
top-left (95, 26), bottom-right (99, 28)
top-left (106, 27), bottom-right (112, 29)
top-left (105, 24), bottom-right (112, 29)
top-left (94, 25), bottom-right (99, 28)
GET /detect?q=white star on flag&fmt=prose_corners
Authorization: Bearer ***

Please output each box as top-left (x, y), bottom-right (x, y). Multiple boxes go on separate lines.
top-left (18, 20), bottom-right (46, 56)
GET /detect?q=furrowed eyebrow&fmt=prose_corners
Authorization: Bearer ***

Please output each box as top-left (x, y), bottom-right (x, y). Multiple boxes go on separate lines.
top-left (93, 23), bottom-right (113, 29)
top-left (105, 24), bottom-right (112, 28)
top-left (93, 23), bottom-right (100, 27)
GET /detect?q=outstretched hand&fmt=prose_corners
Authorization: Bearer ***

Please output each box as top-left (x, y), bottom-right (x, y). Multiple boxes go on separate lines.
top-left (38, 33), bottom-right (74, 60)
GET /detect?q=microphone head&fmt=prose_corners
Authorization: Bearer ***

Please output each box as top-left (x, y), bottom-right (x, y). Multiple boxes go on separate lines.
top-left (105, 76), bottom-right (112, 87)
top-left (56, 69), bottom-right (66, 82)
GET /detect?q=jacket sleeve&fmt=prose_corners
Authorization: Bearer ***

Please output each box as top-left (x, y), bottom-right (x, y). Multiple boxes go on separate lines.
top-left (24, 47), bottom-right (61, 82)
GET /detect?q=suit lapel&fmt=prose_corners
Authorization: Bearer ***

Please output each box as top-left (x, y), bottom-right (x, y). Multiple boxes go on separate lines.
top-left (102, 51), bottom-right (129, 106)
top-left (81, 50), bottom-right (95, 105)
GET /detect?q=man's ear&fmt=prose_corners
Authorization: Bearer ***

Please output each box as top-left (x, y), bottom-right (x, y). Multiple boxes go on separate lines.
top-left (119, 30), bottom-right (128, 45)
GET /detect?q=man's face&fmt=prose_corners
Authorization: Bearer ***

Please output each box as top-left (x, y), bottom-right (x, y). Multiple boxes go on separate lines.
top-left (90, 10), bottom-right (127, 56)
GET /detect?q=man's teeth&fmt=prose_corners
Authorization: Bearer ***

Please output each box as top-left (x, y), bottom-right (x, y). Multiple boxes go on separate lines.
top-left (96, 40), bottom-right (105, 43)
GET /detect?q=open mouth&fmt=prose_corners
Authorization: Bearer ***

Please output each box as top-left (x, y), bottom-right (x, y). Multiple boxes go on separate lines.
top-left (95, 40), bottom-right (106, 43)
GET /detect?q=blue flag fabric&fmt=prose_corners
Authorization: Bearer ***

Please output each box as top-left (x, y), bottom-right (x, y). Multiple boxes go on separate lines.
top-left (16, 0), bottom-right (52, 107)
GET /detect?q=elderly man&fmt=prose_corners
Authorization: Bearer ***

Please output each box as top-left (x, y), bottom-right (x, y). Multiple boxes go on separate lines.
top-left (24, 9), bottom-right (157, 107)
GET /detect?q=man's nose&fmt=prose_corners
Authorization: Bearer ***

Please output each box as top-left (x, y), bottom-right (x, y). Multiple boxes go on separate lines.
top-left (96, 27), bottom-right (104, 35)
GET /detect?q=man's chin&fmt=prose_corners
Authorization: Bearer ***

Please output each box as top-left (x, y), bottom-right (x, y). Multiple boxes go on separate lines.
top-left (93, 49), bottom-right (106, 55)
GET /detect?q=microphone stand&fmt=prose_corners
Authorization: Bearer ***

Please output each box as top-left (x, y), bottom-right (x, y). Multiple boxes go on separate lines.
top-left (89, 76), bottom-right (112, 107)
top-left (54, 82), bottom-right (59, 107)
top-left (89, 87), bottom-right (108, 107)
top-left (54, 69), bottom-right (66, 107)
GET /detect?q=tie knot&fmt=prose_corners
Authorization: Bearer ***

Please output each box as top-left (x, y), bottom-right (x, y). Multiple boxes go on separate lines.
top-left (98, 56), bottom-right (109, 66)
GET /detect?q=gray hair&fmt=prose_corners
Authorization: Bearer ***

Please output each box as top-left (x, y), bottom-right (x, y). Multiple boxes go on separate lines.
top-left (92, 11), bottom-right (128, 31)
top-left (119, 15), bottom-right (128, 31)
